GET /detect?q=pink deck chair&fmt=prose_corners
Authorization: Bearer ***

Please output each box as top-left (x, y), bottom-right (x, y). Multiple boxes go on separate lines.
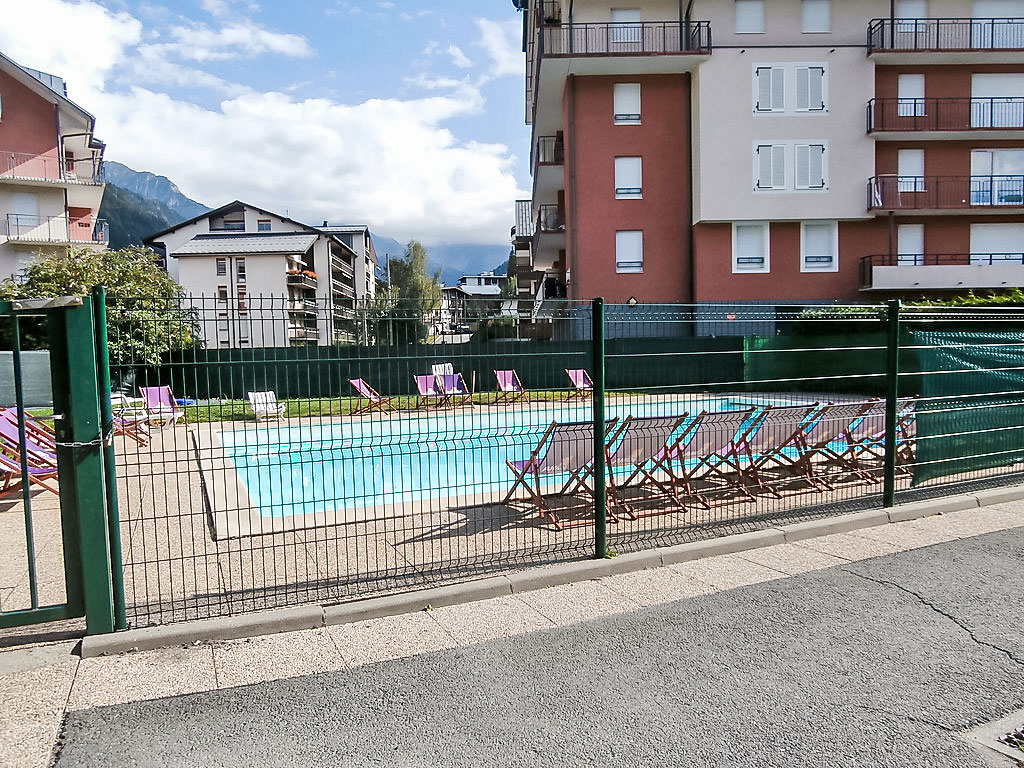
top-left (0, 451), bottom-right (59, 497)
top-left (349, 379), bottom-right (396, 415)
top-left (494, 369), bottom-right (529, 404)
top-left (139, 386), bottom-right (185, 426)
top-left (414, 374), bottom-right (446, 409)
top-left (565, 368), bottom-right (593, 400)
top-left (437, 372), bottom-right (473, 408)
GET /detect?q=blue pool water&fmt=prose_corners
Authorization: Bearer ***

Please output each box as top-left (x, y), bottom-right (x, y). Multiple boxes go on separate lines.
top-left (219, 396), bottom-right (760, 518)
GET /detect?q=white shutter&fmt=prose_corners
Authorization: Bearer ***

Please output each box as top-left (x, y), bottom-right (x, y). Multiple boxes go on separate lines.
top-left (801, 221), bottom-right (837, 271)
top-left (897, 0), bottom-right (928, 17)
top-left (802, 0), bottom-right (831, 32)
top-left (897, 74), bottom-right (925, 117)
top-left (736, 0), bottom-right (766, 33)
top-left (897, 224), bottom-right (925, 266)
top-left (756, 144), bottom-right (785, 189)
top-left (796, 67), bottom-right (826, 111)
top-left (613, 83), bottom-right (641, 123)
top-left (898, 148), bottom-right (925, 192)
top-left (611, 9), bottom-right (641, 44)
top-left (755, 67), bottom-right (784, 112)
top-left (795, 144), bottom-right (825, 189)
top-left (614, 157), bottom-right (643, 198)
top-left (615, 230), bottom-right (644, 273)
top-left (733, 222), bottom-right (769, 272)
top-left (970, 222), bottom-right (1024, 263)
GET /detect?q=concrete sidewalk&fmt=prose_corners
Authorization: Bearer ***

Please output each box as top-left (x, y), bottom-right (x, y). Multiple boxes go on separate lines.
top-left (2, 500), bottom-right (1024, 767)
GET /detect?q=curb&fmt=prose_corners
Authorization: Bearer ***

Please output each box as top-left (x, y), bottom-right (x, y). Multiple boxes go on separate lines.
top-left (80, 485), bottom-right (1024, 657)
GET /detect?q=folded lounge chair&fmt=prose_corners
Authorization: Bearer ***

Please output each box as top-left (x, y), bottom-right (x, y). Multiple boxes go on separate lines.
top-left (349, 379), bottom-right (396, 415)
top-left (494, 369), bottom-right (529, 405)
top-left (565, 368), bottom-right (593, 400)
top-left (108, 395), bottom-right (151, 445)
top-left (503, 418), bottom-right (618, 530)
top-left (139, 386), bottom-right (186, 426)
top-left (734, 403), bottom-right (820, 497)
top-left (248, 390), bottom-right (286, 422)
top-left (792, 401), bottom-right (876, 490)
top-left (604, 414), bottom-right (690, 516)
top-left (414, 375), bottom-right (446, 409)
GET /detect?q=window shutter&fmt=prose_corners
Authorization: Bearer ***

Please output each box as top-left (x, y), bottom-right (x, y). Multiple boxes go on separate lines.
top-left (801, 0), bottom-right (831, 32)
top-left (796, 67), bottom-right (825, 111)
top-left (755, 67), bottom-right (784, 112)
top-left (795, 144), bottom-right (825, 189)
top-left (802, 221), bottom-right (836, 269)
top-left (615, 157), bottom-right (643, 197)
top-left (615, 230), bottom-right (644, 272)
top-left (734, 222), bottom-right (769, 271)
top-left (757, 144), bottom-right (786, 189)
top-left (771, 145), bottom-right (786, 188)
top-left (613, 83), bottom-right (641, 122)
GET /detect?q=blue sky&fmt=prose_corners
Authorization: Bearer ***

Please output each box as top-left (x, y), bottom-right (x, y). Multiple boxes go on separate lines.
top-left (0, 0), bottom-right (530, 245)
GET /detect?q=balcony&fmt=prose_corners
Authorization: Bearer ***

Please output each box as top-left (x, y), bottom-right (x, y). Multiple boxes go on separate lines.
top-left (5, 214), bottom-right (108, 245)
top-left (533, 134), bottom-right (565, 203)
top-left (861, 252), bottom-right (1024, 291)
top-left (532, 204), bottom-right (564, 273)
top-left (867, 18), bottom-right (1024, 63)
top-left (0, 151), bottom-right (104, 186)
top-left (868, 175), bottom-right (1024, 212)
top-left (287, 299), bottom-right (317, 315)
top-left (287, 325), bottom-right (319, 343)
top-left (868, 97), bottom-right (1024, 137)
top-left (527, 19), bottom-right (712, 126)
top-left (286, 271), bottom-right (318, 290)
top-left (514, 200), bottom-right (535, 241)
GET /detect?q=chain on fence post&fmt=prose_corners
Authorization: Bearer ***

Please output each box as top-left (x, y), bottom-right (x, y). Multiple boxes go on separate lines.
top-left (883, 298), bottom-right (902, 508)
top-left (592, 297), bottom-right (607, 559)
top-left (92, 286), bottom-right (127, 631)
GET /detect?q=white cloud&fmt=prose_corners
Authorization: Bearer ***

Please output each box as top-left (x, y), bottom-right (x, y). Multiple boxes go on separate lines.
top-left (163, 21), bottom-right (313, 62)
top-left (475, 18), bottom-right (523, 78)
top-left (0, 0), bottom-right (526, 245)
top-left (446, 44), bottom-right (473, 69)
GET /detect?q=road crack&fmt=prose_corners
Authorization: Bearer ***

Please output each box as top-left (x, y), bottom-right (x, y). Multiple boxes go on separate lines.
top-left (842, 568), bottom-right (1024, 669)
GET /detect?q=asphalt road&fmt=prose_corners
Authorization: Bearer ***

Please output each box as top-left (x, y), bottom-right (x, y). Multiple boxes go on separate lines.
top-left (55, 530), bottom-right (1024, 767)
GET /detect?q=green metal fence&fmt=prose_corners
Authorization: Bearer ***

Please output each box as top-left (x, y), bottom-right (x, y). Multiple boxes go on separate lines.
top-left (93, 295), bottom-right (1024, 629)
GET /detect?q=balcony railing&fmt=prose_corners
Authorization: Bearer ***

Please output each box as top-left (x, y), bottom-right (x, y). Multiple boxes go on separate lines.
top-left (287, 325), bottom-right (319, 342)
top-left (515, 200), bottom-right (535, 239)
top-left (868, 17), bottom-right (1024, 53)
top-left (868, 175), bottom-right (1024, 210)
top-left (860, 252), bottom-right (1024, 289)
top-left (534, 135), bottom-right (564, 167)
top-left (536, 204), bottom-right (563, 233)
top-left (540, 20), bottom-right (712, 57)
top-left (287, 272), bottom-right (318, 290)
top-left (287, 299), bottom-right (317, 314)
top-left (5, 214), bottom-right (108, 244)
top-left (0, 151), bottom-right (104, 185)
top-left (868, 97), bottom-right (1024, 132)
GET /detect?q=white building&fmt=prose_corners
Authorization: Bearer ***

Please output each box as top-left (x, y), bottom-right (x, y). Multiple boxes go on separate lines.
top-left (318, 225), bottom-right (380, 301)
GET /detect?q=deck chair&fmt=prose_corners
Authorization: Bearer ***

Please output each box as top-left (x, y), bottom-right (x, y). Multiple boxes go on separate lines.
top-left (431, 362), bottom-right (454, 378)
top-left (494, 369), bottom-right (529, 404)
top-left (139, 386), bottom-right (186, 426)
top-left (896, 398), bottom-right (918, 470)
top-left (108, 395), bottom-right (151, 445)
top-left (603, 414), bottom-right (690, 517)
top-left (503, 418), bottom-right (618, 530)
top-left (248, 391), bottom-right (286, 422)
top-left (832, 399), bottom-right (891, 482)
top-left (565, 368), bottom-right (593, 400)
top-left (734, 404), bottom-right (820, 497)
top-left (437, 372), bottom-right (473, 408)
top-left (792, 401), bottom-right (876, 490)
top-left (0, 414), bottom-right (58, 468)
top-left (0, 450), bottom-right (59, 497)
top-left (661, 408), bottom-right (763, 507)
top-left (414, 375), bottom-right (446, 408)
top-left (349, 379), bottom-right (396, 415)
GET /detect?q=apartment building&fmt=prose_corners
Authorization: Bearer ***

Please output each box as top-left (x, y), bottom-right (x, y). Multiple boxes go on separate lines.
top-left (0, 52), bottom-right (107, 277)
top-left (146, 202), bottom-right (359, 348)
top-left (318, 224), bottom-right (380, 301)
top-left (513, 0), bottom-right (1024, 310)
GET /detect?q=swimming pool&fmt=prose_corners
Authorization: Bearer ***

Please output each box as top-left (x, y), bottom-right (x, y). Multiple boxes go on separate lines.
top-left (217, 395), bottom-right (765, 519)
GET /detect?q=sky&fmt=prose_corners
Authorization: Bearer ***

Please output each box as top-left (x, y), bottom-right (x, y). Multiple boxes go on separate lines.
top-left (0, 0), bottom-right (530, 245)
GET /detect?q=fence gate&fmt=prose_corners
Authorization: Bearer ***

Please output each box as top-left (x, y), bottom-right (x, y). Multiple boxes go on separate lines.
top-left (0, 290), bottom-right (124, 635)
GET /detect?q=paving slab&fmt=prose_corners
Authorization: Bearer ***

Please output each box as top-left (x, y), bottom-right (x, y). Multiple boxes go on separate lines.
top-left (667, 554), bottom-right (788, 591)
top-left (427, 594), bottom-right (554, 645)
top-left (794, 531), bottom-right (906, 561)
top-left (515, 579), bottom-right (641, 626)
top-left (732, 542), bottom-right (849, 575)
top-left (212, 628), bottom-right (346, 689)
top-left (598, 562), bottom-right (715, 607)
top-left (325, 612), bottom-right (456, 667)
top-left (0, 658), bottom-right (77, 768)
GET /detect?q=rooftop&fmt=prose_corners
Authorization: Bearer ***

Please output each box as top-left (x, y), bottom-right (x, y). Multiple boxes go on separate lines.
top-left (173, 232), bottom-right (319, 256)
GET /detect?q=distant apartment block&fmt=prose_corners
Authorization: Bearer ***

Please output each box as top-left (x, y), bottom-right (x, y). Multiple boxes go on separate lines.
top-left (318, 224), bottom-right (380, 300)
top-left (146, 202), bottom-right (361, 348)
top-left (512, 0), bottom-right (1024, 311)
top-left (0, 52), bottom-right (107, 277)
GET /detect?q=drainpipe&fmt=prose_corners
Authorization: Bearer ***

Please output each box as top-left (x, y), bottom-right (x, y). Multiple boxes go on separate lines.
top-left (888, 211), bottom-right (895, 267)
top-left (568, 74), bottom-right (579, 299)
top-left (889, 0), bottom-right (896, 48)
top-left (687, 74), bottom-right (696, 305)
top-left (568, 0), bottom-right (574, 54)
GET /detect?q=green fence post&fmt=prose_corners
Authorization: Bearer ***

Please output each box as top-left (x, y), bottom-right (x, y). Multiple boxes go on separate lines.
top-left (592, 297), bottom-right (607, 559)
top-left (93, 286), bottom-right (127, 631)
top-left (52, 297), bottom-right (115, 635)
top-left (883, 298), bottom-right (902, 508)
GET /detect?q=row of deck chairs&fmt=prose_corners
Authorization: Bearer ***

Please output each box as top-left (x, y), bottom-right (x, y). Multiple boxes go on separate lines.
top-left (504, 399), bottom-right (917, 530)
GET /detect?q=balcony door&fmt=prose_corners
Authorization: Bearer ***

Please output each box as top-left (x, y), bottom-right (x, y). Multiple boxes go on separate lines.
top-left (970, 222), bottom-right (1024, 264)
top-left (897, 224), bottom-right (924, 266)
top-left (971, 73), bottom-right (1024, 127)
top-left (972, 0), bottom-right (1024, 48)
top-left (971, 148), bottom-right (1024, 204)
top-left (610, 9), bottom-right (642, 48)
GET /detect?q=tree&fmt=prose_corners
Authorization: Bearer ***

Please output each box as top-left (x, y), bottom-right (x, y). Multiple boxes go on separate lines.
top-left (380, 240), bottom-right (441, 344)
top-left (0, 246), bottom-right (198, 367)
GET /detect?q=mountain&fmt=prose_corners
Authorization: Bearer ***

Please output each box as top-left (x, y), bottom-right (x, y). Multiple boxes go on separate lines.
top-left (98, 184), bottom-right (187, 251)
top-left (103, 162), bottom-right (209, 221)
top-left (370, 234), bottom-right (511, 285)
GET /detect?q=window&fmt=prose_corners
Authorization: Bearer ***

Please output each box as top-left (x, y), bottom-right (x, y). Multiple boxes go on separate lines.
top-left (0, 93), bottom-right (4, 121)
top-left (614, 83), bottom-right (641, 124)
top-left (801, 221), bottom-right (838, 271)
top-left (615, 157), bottom-right (643, 198)
top-left (615, 230), bottom-right (644, 273)
top-left (897, 224), bottom-right (925, 266)
top-left (610, 9), bottom-right (641, 44)
top-left (217, 285), bottom-right (229, 301)
top-left (755, 144), bottom-right (786, 190)
top-left (238, 323), bottom-right (249, 341)
top-left (896, 0), bottom-right (927, 35)
top-left (971, 148), bottom-right (1024, 204)
top-left (802, 0), bottom-right (830, 32)
top-left (971, 222), bottom-right (1024, 264)
top-left (795, 67), bottom-right (826, 112)
top-left (794, 143), bottom-right (827, 190)
top-left (754, 67), bottom-right (785, 112)
top-left (257, 219), bottom-right (271, 232)
top-left (216, 258), bottom-right (227, 276)
top-left (732, 222), bottom-right (770, 273)
top-left (735, 0), bottom-right (765, 33)
top-left (237, 287), bottom-right (248, 315)
top-left (971, 73), bottom-right (1024, 127)
top-left (236, 258), bottom-right (246, 282)
top-left (898, 74), bottom-right (926, 117)
top-left (898, 149), bottom-right (925, 192)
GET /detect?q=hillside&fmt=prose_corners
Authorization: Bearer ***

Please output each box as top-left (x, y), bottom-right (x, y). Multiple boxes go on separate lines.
top-left (98, 183), bottom-right (187, 250)
top-left (103, 162), bottom-right (209, 221)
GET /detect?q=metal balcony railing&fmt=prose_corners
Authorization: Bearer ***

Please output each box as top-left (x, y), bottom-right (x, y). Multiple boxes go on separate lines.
top-left (5, 214), bottom-right (108, 244)
top-left (534, 135), bottom-right (564, 168)
top-left (868, 97), bottom-right (1024, 132)
top-left (536, 204), bottom-right (563, 233)
top-left (868, 17), bottom-right (1024, 53)
top-left (868, 175), bottom-right (1024, 210)
top-left (515, 200), bottom-right (535, 239)
top-left (287, 299), bottom-right (317, 314)
top-left (0, 151), bottom-right (104, 184)
top-left (860, 252), bottom-right (1024, 288)
top-left (286, 272), bottom-right (318, 290)
top-left (541, 20), bottom-right (712, 57)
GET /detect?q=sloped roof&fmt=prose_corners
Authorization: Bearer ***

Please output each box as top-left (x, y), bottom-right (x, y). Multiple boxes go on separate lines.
top-left (173, 232), bottom-right (318, 256)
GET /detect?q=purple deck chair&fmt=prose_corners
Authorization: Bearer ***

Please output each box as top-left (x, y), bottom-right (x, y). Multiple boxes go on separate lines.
top-left (437, 372), bottom-right (473, 408)
top-left (494, 369), bottom-right (529, 405)
top-left (0, 451), bottom-right (59, 497)
top-left (349, 379), bottom-right (396, 415)
top-left (139, 385), bottom-right (185, 426)
top-left (414, 374), bottom-right (446, 409)
top-left (0, 413), bottom-right (58, 468)
top-left (565, 368), bottom-right (593, 400)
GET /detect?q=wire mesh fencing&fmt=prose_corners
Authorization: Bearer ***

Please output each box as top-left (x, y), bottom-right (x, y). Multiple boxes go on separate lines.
top-left (101, 296), bottom-right (1024, 627)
